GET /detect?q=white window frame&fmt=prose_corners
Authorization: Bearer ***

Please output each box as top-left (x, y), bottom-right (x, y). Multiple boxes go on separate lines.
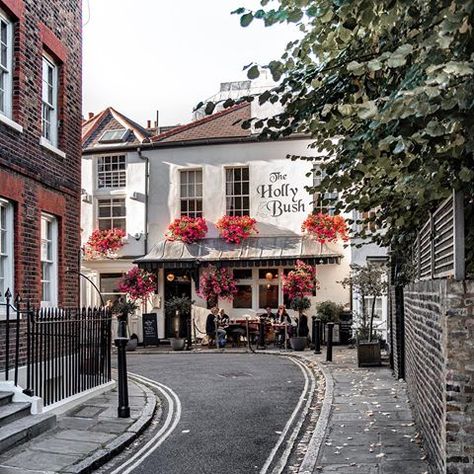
top-left (41, 213), bottom-right (58, 307)
top-left (97, 155), bottom-right (127, 189)
top-left (41, 54), bottom-right (59, 147)
top-left (180, 169), bottom-right (203, 218)
top-left (0, 198), bottom-right (14, 306)
top-left (225, 166), bottom-right (250, 216)
top-left (0, 9), bottom-right (13, 119)
top-left (97, 198), bottom-right (126, 231)
top-left (99, 129), bottom-right (128, 143)
top-left (312, 164), bottom-right (338, 215)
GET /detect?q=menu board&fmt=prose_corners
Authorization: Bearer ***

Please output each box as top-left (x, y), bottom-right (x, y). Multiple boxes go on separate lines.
top-left (142, 313), bottom-right (159, 346)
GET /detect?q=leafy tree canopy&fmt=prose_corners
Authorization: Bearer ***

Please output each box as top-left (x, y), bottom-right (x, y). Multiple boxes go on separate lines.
top-left (204, 0), bottom-right (474, 266)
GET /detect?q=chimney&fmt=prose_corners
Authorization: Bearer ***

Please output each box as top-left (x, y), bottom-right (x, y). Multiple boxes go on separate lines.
top-left (147, 120), bottom-right (151, 128)
top-left (88, 112), bottom-right (94, 119)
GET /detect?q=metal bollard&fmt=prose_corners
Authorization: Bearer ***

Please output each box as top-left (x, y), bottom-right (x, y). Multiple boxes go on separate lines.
top-left (186, 315), bottom-right (192, 350)
top-left (314, 318), bottom-right (321, 354)
top-left (257, 317), bottom-right (266, 350)
top-left (115, 318), bottom-right (130, 418)
top-left (326, 322), bottom-right (334, 362)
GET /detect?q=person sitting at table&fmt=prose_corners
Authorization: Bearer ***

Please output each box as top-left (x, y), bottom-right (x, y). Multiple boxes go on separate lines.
top-left (261, 306), bottom-right (276, 322)
top-left (218, 308), bottom-right (230, 327)
top-left (276, 304), bottom-right (292, 344)
top-left (206, 307), bottom-right (226, 347)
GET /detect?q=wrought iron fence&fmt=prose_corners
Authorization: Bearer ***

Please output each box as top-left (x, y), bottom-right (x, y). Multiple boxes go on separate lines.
top-left (413, 190), bottom-right (465, 280)
top-left (1, 291), bottom-right (112, 407)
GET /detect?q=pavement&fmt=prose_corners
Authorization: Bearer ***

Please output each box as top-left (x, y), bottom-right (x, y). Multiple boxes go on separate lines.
top-left (0, 380), bottom-right (157, 474)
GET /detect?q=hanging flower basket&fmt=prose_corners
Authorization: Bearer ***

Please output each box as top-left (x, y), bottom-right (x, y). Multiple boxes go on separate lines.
top-left (282, 260), bottom-right (318, 300)
top-left (118, 267), bottom-right (157, 303)
top-left (216, 215), bottom-right (258, 244)
top-left (166, 216), bottom-right (208, 244)
top-left (85, 228), bottom-right (126, 259)
top-left (197, 266), bottom-right (238, 302)
top-left (302, 213), bottom-right (349, 244)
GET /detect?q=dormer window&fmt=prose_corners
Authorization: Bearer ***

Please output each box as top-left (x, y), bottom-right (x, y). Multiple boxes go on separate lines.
top-left (99, 128), bottom-right (128, 143)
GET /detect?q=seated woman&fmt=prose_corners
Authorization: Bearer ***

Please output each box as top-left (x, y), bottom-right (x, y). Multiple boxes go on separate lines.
top-left (206, 307), bottom-right (226, 347)
top-left (276, 304), bottom-right (292, 345)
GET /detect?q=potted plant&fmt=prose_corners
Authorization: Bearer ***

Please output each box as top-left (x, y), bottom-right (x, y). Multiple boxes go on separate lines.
top-left (282, 260), bottom-right (317, 351)
top-left (216, 215), bottom-right (258, 244)
top-left (290, 296), bottom-right (312, 351)
top-left (316, 300), bottom-right (344, 344)
top-left (111, 298), bottom-right (139, 350)
top-left (165, 296), bottom-right (194, 351)
top-left (165, 216), bottom-right (208, 244)
top-left (340, 264), bottom-right (387, 367)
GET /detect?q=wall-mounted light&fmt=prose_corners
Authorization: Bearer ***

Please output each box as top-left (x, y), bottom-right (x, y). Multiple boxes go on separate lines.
top-left (166, 273), bottom-right (175, 282)
top-left (265, 272), bottom-right (274, 281)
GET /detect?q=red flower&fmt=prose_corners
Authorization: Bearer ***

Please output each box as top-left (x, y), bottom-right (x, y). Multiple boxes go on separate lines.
top-left (302, 213), bottom-right (349, 244)
top-left (118, 267), bottom-right (156, 303)
top-left (198, 266), bottom-right (238, 302)
top-left (216, 215), bottom-right (258, 244)
top-left (85, 228), bottom-right (126, 259)
top-left (166, 217), bottom-right (208, 244)
top-left (282, 260), bottom-right (318, 300)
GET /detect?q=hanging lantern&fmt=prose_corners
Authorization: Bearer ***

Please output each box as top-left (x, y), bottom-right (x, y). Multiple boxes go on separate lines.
top-left (265, 272), bottom-right (274, 281)
top-left (166, 273), bottom-right (175, 282)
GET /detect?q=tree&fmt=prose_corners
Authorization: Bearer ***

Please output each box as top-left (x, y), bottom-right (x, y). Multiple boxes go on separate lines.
top-left (340, 264), bottom-right (388, 342)
top-left (204, 0), bottom-right (474, 275)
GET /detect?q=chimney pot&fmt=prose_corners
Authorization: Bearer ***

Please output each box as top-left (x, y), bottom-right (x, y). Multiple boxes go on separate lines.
top-left (88, 112), bottom-right (94, 119)
top-left (147, 120), bottom-right (151, 128)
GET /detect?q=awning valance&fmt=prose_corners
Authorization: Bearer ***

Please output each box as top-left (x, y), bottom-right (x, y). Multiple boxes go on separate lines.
top-left (135, 236), bottom-right (343, 270)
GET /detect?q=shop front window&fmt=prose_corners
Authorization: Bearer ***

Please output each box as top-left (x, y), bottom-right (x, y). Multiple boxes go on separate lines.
top-left (233, 284), bottom-right (252, 309)
top-left (259, 284), bottom-right (278, 309)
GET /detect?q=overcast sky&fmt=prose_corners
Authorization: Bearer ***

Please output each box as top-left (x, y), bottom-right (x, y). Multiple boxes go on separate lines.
top-left (82, 0), bottom-right (296, 127)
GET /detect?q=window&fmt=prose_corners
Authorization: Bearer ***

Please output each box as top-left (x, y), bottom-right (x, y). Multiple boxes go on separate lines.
top-left (312, 165), bottom-right (338, 215)
top-left (0, 10), bottom-right (13, 118)
top-left (363, 296), bottom-right (383, 319)
top-left (97, 155), bottom-right (126, 189)
top-left (0, 199), bottom-right (13, 302)
top-left (41, 55), bottom-right (59, 146)
top-left (98, 198), bottom-right (126, 231)
top-left (259, 284), bottom-right (278, 309)
top-left (180, 169), bottom-right (202, 218)
top-left (41, 214), bottom-right (58, 306)
top-left (100, 273), bottom-right (125, 306)
top-left (233, 285), bottom-right (252, 309)
top-left (99, 129), bottom-right (128, 143)
top-left (226, 167), bottom-right (249, 216)
top-left (233, 269), bottom-right (252, 279)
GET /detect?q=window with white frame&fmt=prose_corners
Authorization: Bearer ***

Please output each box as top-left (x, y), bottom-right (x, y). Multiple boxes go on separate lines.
top-left (98, 198), bottom-right (126, 231)
top-left (99, 129), bottom-right (128, 143)
top-left (232, 268), bottom-right (253, 309)
top-left (363, 296), bottom-right (383, 319)
top-left (97, 155), bottom-right (126, 189)
top-left (100, 273), bottom-right (125, 306)
top-left (0, 199), bottom-right (14, 302)
top-left (226, 167), bottom-right (250, 216)
top-left (0, 9), bottom-right (13, 118)
top-left (41, 214), bottom-right (58, 306)
top-left (180, 169), bottom-right (202, 218)
top-left (312, 165), bottom-right (338, 215)
top-left (41, 55), bottom-right (59, 146)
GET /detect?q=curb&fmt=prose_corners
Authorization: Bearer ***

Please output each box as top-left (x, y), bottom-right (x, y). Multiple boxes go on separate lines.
top-left (64, 380), bottom-right (158, 474)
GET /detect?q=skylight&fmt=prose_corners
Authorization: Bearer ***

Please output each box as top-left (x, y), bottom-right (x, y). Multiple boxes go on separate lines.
top-left (99, 129), bottom-right (128, 143)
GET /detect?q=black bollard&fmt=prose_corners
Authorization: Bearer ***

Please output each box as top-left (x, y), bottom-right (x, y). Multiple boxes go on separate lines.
top-left (257, 317), bottom-right (266, 350)
top-left (186, 315), bottom-right (192, 350)
top-left (314, 318), bottom-right (321, 354)
top-left (326, 322), bottom-right (334, 362)
top-left (115, 318), bottom-right (130, 418)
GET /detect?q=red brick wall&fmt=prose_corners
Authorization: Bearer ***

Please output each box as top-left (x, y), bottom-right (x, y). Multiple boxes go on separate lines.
top-left (0, 0), bottom-right (82, 307)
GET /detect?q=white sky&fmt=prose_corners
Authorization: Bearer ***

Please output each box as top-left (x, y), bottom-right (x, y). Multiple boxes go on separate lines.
top-left (82, 0), bottom-right (296, 127)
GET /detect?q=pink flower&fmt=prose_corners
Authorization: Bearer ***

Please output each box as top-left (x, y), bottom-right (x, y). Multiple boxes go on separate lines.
top-left (216, 216), bottom-right (258, 244)
top-left (302, 213), bottom-right (349, 244)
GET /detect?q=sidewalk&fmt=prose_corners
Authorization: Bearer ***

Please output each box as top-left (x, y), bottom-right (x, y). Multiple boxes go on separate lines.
top-left (307, 347), bottom-right (430, 474)
top-left (0, 380), bottom-right (157, 474)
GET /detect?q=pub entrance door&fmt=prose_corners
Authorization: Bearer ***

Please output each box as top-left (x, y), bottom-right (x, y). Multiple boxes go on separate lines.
top-left (164, 269), bottom-right (192, 338)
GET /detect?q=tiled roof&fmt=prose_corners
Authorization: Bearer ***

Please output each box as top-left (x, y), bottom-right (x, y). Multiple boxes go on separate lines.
top-left (151, 103), bottom-right (251, 143)
top-left (82, 107), bottom-right (151, 149)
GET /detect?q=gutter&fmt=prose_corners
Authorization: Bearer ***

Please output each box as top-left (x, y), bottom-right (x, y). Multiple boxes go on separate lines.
top-left (137, 147), bottom-right (149, 255)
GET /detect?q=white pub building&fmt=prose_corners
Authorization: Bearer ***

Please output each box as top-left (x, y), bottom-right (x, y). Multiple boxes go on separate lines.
top-left (81, 82), bottom-right (354, 341)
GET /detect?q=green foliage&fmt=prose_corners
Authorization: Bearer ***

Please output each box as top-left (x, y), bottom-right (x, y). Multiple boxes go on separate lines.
top-left (112, 298), bottom-right (138, 317)
top-left (316, 300), bottom-right (344, 323)
top-left (165, 296), bottom-right (194, 316)
top-left (290, 296), bottom-right (311, 313)
top-left (221, 0), bottom-right (474, 272)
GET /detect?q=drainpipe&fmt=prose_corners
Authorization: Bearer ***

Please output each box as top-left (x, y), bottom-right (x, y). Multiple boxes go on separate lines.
top-left (137, 147), bottom-right (149, 256)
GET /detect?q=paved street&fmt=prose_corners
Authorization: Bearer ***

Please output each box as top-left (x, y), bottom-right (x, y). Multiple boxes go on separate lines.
top-left (122, 353), bottom-right (306, 474)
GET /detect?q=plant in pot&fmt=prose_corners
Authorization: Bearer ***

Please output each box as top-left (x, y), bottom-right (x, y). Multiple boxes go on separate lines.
top-left (282, 260), bottom-right (317, 351)
top-left (165, 296), bottom-right (194, 351)
top-left (340, 263), bottom-right (387, 367)
top-left (316, 300), bottom-right (344, 344)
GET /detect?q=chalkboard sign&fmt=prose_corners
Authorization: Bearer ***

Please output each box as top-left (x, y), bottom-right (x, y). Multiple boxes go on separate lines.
top-left (142, 313), bottom-right (159, 347)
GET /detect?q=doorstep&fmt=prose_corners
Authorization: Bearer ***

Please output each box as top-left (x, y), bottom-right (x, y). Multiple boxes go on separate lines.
top-left (0, 380), bottom-right (157, 473)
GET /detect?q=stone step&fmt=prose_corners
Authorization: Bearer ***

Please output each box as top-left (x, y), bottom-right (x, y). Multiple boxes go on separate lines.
top-left (0, 402), bottom-right (31, 428)
top-left (0, 392), bottom-right (14, 407)
top-left (0, 412), bottom-right (56, 455)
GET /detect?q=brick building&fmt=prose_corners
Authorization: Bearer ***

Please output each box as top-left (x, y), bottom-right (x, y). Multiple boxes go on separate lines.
top-left (0, 0), bottom-right (82, 307)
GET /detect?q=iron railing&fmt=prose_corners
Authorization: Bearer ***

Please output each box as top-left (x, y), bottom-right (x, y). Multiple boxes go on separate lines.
top-left (413, 190), bottom-right (465, 280)
top-left (1, 290), bottom-right (112, 407)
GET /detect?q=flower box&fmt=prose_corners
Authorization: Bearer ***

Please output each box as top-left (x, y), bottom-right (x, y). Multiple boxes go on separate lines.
top-left (166, 216), bottom-right (208, 244)
top-left (85, 228), bottom-right (126, 259)
top-left (302, 213), bottom-right (349, 244)
top-left (216, 215), bottom-right (258, 244)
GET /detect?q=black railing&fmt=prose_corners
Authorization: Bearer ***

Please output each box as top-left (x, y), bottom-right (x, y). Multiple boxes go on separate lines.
top-left (1, 291), bottom-right (112, 407)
